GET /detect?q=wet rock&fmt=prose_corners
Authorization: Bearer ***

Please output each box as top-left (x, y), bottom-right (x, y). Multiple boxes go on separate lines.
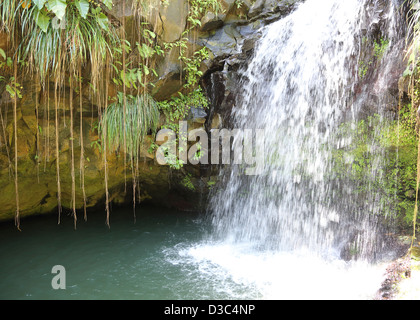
top-left (248, 0), bottom-right (299, 21)
top-left (189, 107), bottom-right (208, 124)
top-left (199, 24), bottom-right (243, 59)
top-left (160, 0), bottom-right (189, 42)
top-left (152, 71), bottom-right (184, 101)
top-left (412, 247), bottom-right (420, 261)
top-left (200, 12), bottom-right (225, 32)
top-left (224, 0), bottom-right (252, 23)
top-left (248, 0), bottom-right (265, 18)
top-left (109, 0), bottom-right (134, 17)
top-left (375, 254), bottom-right (412, 300)
top-left (0, 31), bottom-right (9, 53)
top-left (210, 113), bottom-right (222, 129)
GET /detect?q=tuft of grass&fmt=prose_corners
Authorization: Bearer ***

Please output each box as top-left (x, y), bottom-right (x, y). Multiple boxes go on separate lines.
top-left (1, 1), bottom-right (120, 85)
top-left (0, 0), bottom-right (22, 34)
top-left (99, 93), bottom-right (160, 158)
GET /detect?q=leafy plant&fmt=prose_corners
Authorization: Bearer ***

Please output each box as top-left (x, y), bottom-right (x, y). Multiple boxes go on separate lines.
top-left (181, 173), bottom-right (195, 190)
top-left (99, 93), bottom-right (160, 158)
top-left (0, 50), bottom-right (23, 98)
top-left (358, 37), bottom-right (389, 80)
top-left (1, 0), bottom-right (120, 83)
top-left (111, 25), bottom-right (163, 91)
top-left (158, 88), bottom-right (209, 131)
top-left (330, 106), bottom-right (419, 232)
top-left (373, 38), bottom-right (389, 59)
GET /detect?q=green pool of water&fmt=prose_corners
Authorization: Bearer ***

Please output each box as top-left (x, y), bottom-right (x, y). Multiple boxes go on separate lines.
top-left (0, 206), bottom-right (240, 300)
top-left (0, 205), bottom-right (388, 300)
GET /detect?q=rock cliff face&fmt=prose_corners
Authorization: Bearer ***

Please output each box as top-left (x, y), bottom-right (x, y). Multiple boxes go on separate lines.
top-left (0, 0), bottom-right (408, 223)
top-left (0, 0), bottom-right (299, 222)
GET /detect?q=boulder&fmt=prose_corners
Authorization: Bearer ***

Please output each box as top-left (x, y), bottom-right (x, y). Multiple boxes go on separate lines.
top-left (159, 0), bottom-right (189, 43)
top-left (248, 0), bottom-right (299, 21)
top-left (200, 12), bottom-right (225, 32)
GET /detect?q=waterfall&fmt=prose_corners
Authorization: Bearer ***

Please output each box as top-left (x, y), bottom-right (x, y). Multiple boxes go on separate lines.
top-left (208, 0), bottom-right (406, 261)
top-left (169, 0), bottom-right (409, 300)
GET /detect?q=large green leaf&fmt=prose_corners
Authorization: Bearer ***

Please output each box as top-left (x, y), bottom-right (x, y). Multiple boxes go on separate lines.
top-left (403, 66), bottom-right (413, 78)
top-left (33, 0), bottom-right (47, 9)
top-left (36, 10), bottom-right (51, 33)
top-left (48, 0), bottom-right (67, 20)
top-left (102, 0), bottom-right (113, 10)
top-left (0, 48), bottom-right (6, 60)
top-left (96, 12), bottom-right (109, 31)
top-left (75, 0), bottom-right (90, 18)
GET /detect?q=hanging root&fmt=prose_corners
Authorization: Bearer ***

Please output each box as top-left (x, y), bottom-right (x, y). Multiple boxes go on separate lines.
top-left (45, 76), bottom-right (50, 170)
top-left (70, 73), bottom-right (77, 230)
top-left (54, 80), bottom-right (62, 224)
top-left (77, 65), bottom-right (87, 221)
top-left (0, 104), bottom-right (12, 178)
top-left (122, 0), bottom-right (127, 193)
top-left (13, 57), bottom-right (20, 231)
top-left (410, 68), bottom-right (419, 254)
top-left (131, 159), bottom-right (136, 224)
top-left (35, 75), bottom-right (40, 183)
top-left (104, 55), bottom-right (110, 228)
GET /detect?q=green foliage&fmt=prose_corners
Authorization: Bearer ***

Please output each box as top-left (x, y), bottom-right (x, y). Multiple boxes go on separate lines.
top-left (331, 106), bottom-right (419, 231)
top-left (207, 180), bottom-right (216, 187)
top-left (158, 88), bottom-right (209, 131)
top-left (0, 0), bottom-right (119, 82)
top-left (147, 141), bottom-right (159, 155)
top-left (159, 0), bottom-right (213, 143)
top-left (358, 60), bottom-right (370, 79)
top-left (181, 173), bottom-right (195, 190)
top-left (0, 0), bottom-right (22, 32)
top-left (0, 50), bottom-right (22, 99)
top-left (358, 37), bottom-right (389, 80)
top-left (5, 78), bottom-right (23, 99)
top-left (163, 0), bottom-right (220, 89)
top-left (183, 48), bottom-right (209, 89)
top-left (163, 42), bottom-right (209, 90)
top-left (99, 93), bottom-right (160, 158)
top-left (111, 25), bottom-right (163, 91)
top-left (157, 0), bottom-right (217, 170)
top-left (192, 142), bottom-right (203, 162)
top-left (373, 38), bottom-right (389, 59)
top-left (234, 0), bottom-right (243, 9)
top-left (46, 0), bottom-right (67, 20)
top-left (187, 0), bottom-right (223, 28)
top-left (74, 0), bottom-right (90, 19)
top-left (156, 88), bottom-right (209, 170)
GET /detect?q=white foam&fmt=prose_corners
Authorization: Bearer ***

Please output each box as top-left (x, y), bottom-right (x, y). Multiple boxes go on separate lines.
top-left (173, 242), bottom-right (387, 300)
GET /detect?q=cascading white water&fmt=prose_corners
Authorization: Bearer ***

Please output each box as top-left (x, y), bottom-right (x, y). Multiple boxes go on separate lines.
top-left (174, 0), bottom-right (407, 299)
top-left (209, 0), bottom-right (405, 260)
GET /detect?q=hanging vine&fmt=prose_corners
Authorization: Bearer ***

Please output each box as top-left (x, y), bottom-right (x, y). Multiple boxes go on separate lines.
top-left (78, 65), bottom-right (87, 221)
top-left (69, 72), bottom-right (77, 229)
top-left (13, 57), bottom-right (20, 231)
top-left (104, 55), bottom-right (110, 228)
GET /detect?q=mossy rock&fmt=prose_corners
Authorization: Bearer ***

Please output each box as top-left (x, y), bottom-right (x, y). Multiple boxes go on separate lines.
top-left (412, 247), bottom-right (420, 261)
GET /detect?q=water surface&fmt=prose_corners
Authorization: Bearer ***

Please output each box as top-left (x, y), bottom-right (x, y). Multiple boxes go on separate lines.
top-left (0, 205), bottom-right (387, 300)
